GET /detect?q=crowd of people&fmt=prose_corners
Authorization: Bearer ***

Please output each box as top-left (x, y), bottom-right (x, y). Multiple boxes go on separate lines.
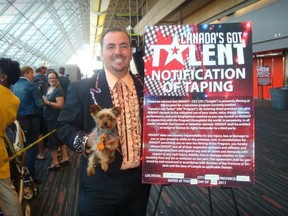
top-left (1, 27), bottom-right (151, 216)
top-left (0, 58), bottom-right (73, 214)
top-left (1, 60), bottom-right (71, 183)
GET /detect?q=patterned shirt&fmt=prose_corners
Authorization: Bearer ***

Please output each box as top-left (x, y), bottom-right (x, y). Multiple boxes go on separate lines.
top-left (105, 71), bottom-right (141, 170)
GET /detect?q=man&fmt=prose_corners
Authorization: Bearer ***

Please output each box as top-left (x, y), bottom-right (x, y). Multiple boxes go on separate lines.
top-left (56, 27), bottom-right (151, 215)
top-left (58, 66), bottom-right (70, 96)
top-left (0, 58), bottom-right (22, 216)
top-left (34, 62), bottom-right (48, 96)
top-left (34, 62), bottom-right (48, 160)
top-left (12, 66), bottom-right (44, 184)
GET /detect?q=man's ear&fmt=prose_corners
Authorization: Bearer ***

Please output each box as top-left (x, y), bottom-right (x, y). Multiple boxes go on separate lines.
top-left (0, 73), bottom-right (7, 81)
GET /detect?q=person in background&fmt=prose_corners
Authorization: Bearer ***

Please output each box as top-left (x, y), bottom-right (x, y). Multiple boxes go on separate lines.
top-left (34, 62), bottom-right (48, 160)
top-left (0, 57), bottom-right (22, 216)
top-left (57, 67), bottom-right (70, 157)
top-left (34, 62), bottom-right (48, 96)
top-left (12, 65), bottom-right (44, 184)
top-left (58, 66), bottom-right (70, 96)
top-left (42, 70), bottom-right (70, 171)
top-left (65, 73), bottom-right (70, 81)
top-left (56, 27), bottom-right (151, 215)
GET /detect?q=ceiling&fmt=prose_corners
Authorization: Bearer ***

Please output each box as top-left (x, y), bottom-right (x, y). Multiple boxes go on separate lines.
top-left (0, 0), bottom-right (90, 68)
top-left (102, 0), bottom-right (146, 37)
top-left (90, 0), bottom-right (146, 61)
top-left (0, 0), bottom-right (144, 69)
top-left (0, 0), bottom-right (265, 71)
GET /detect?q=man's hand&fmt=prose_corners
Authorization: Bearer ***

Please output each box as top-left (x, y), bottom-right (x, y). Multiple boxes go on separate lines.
top-left (85, 129), bottom-right (98, 154)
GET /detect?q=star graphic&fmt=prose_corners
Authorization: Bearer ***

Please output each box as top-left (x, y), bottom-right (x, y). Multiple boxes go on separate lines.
top-left (164, 36), bottom-right (189, 66)
top-left (172, 47), bottom-right (179, 54)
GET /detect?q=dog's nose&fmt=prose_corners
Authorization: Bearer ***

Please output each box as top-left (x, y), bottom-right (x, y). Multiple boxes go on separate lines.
top-left (103, 122), bottom-right (108, 126)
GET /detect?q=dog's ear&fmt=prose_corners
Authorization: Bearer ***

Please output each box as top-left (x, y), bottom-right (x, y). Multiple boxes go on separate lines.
top-left (112, 106), bottom-right (122, 117)
top-left (90, 104), bottom-right (102, 115)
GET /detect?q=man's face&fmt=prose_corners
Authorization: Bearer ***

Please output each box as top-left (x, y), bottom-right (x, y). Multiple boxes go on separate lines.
top-left (41, 67), bottom-right (47, 74)
top-left (100, 31), bottom-right (132, 75)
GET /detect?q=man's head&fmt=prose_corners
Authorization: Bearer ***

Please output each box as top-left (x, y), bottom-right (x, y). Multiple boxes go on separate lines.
top-left (66, 74), bottom-right (70, 80)
top-left (100, 27), bottom-right (132, 78)
top-left (0, 57), bottom-right (21, 88)
top-left (36, 61), bottom-right (47, 74)
top-left (59, 67), bottom-right (65, 75)
top-left (21, 65), bottom-right (34, 81)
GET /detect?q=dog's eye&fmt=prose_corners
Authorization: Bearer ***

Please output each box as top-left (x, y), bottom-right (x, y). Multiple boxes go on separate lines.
top-left (108, 116), bottom-right (112, 120)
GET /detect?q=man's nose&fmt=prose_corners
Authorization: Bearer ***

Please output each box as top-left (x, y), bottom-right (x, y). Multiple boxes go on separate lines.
top-left (114, 45), bottom-right (123, 53)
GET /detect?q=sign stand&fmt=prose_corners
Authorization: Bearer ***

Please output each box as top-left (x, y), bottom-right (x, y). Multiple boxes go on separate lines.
top-left (208, 187), bottom-right (240, 216)
top-left (153, 184), bottom-right (169, 216)
top-left (153, 185), bottom-right (240, 216)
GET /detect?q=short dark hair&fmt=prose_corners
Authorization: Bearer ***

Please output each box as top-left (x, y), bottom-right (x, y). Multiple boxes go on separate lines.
top-left (0, 57), bottom-right (21, 85)
top-left (59, 67), bottom-right (65, 75)
top-left (100, 27), bottom-right (131, 49)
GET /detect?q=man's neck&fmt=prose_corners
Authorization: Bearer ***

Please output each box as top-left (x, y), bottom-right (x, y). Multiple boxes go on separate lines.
top-left (105, 70), bottom-right (129, 80)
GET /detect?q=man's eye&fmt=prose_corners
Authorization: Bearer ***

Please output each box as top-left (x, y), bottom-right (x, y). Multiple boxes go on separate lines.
top-left (120, 44), bottom-right (128, 49)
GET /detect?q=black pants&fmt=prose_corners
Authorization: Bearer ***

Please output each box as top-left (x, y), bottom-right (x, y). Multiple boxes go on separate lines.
top-left (46, 119), bottom-right (62, 150)
top-left (78, 156), bottom-right (151, 216)
top-left (17, 115), bottom-right (40, 179)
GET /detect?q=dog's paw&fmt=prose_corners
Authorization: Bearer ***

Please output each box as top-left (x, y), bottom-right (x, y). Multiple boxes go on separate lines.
top-left (87, 168), bottom-right (95, 176)
top-left (101, 163), bottom-right (108, 172)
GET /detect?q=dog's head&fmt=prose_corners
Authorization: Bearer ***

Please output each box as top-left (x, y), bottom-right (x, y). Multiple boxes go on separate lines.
top-left (90, 104), bottom-right (121, 131)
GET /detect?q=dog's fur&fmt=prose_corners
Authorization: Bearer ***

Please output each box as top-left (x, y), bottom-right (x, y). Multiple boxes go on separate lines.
top-left (87, 104), bottom-right (121, 176)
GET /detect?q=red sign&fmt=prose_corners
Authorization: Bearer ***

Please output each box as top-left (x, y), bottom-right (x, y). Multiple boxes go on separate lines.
top-left (142, 22), bottom-right (254, 187)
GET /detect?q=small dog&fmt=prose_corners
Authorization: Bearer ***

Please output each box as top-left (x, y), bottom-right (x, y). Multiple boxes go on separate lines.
top-left (87, 104), bottom-right (121, 176)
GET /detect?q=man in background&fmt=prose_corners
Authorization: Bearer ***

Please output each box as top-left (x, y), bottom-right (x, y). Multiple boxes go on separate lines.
top-left (58, 67), bottom-right (70, 96)
top-left (34, 62), bottom-right (48, 160)
top-left (12, 66), bottom-right (44, 184)
top-left (34, 62), bottom-right (48, 96)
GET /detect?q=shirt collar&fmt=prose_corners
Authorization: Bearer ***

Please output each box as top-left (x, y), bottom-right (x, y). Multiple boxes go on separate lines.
top-left (105, 71), bottom-right (132, 90)
top-left (20, 77), bottom-right (30, 81)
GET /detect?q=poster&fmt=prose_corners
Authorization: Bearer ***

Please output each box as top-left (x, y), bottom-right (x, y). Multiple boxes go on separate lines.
top-left (257, 66), bottom-right (271, 86)
top-left (142, 22), bottom-right (254, 187)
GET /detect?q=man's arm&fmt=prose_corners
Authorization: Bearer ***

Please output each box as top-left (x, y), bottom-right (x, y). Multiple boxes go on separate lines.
top-left (56, 82), bottom-right (86, 151)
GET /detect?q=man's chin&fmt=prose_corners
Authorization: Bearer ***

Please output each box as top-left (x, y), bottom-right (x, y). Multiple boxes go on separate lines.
top-left (112, 66), bottom-right (127, 73)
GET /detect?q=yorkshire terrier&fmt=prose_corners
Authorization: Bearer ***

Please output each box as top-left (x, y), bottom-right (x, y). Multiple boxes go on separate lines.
top-left (87, 104), bottom-right (121, 176)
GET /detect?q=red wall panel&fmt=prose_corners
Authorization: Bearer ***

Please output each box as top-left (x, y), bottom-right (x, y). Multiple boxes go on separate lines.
top-left (253, 55), bottom-right (285, 100)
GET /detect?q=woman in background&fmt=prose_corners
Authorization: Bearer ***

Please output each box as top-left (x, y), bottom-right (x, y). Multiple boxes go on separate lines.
top-left (42, 70), bottom-right (70, 171)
